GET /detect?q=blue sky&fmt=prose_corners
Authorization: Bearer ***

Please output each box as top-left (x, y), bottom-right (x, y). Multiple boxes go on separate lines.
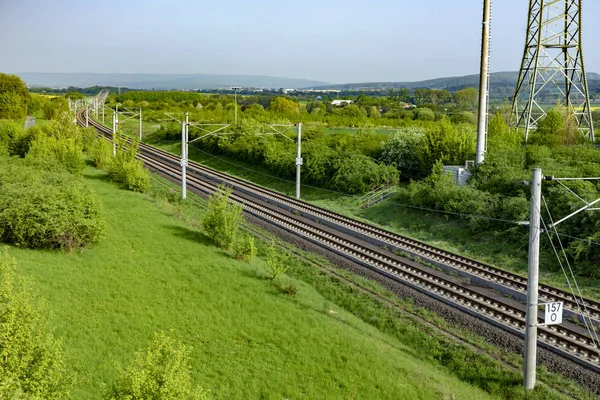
top-left (0, 0), bottom-right (598, 83)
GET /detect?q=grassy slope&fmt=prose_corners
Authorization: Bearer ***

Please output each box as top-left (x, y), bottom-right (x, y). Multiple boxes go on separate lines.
top-left (6, 167), bottom-right (494, 400)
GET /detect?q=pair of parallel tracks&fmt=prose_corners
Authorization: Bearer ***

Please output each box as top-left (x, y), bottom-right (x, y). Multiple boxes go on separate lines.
top-left (78, 111), bottom-right (600, 373)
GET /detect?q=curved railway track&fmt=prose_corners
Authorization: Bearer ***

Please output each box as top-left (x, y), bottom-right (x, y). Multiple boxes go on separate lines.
top-left (77, 110), bottom-right (600, 373)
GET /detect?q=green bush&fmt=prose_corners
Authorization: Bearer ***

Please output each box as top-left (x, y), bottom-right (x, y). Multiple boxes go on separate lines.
top-left (89, 137), bottom-right (114, 171)
top-left (0, 157), bottom-right (106, 249)
top-left (265, 241), bottom-right (288, 280)
top-left (0, 251), bottom-right (73, 399)
top-left (26, 134), bottom-right (86, 174)
top-left (104, 331), bottom-right (208, 400)
top-left (202, 185), bottom-right (244, 250)
top-left (234, 235), bottom-right (257, 262)
top-left (110, 136), bottom-right (151, 193)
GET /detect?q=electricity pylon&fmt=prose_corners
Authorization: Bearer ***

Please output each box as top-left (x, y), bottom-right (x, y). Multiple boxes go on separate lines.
top-left (512, 0), bottom-right (595, 142)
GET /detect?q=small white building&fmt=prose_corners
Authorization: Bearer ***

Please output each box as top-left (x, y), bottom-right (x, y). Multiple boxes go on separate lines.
top-left (331, 100), bottom-right (353, 106)
top-left (443, 161), bottom-right (474, 186)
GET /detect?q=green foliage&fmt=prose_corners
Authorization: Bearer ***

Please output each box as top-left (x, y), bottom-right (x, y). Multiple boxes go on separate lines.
top-left (423, 119), bottom-right (476, 166)
top-left (234, 235), bottom-right (257, 262)
top-left (0, 73), bottom-right (29, 119)
top-left (0, 157), bottom-right (106, 249)
top-left (110, 136), bottom-right (150, 193)
top-left (265, 241), bottom-right (288, 280)
top-left (202, 185), bottom-right (244, 250)
top-left (414, 107), bottom-right (435, 121)
top-left (487, 112), bottom-right (521, 150)
top-left (26, 134), bottom-right (86, 174)
top-left (0, 251), bottom-right (73, 399)
top-left (88, 138), bottom-right (114, 170)
top-left (380, 127), bottom-right (427, 178)
top-left (454, 88), bottom-right (479, 109)
top-left (104, 331), bottom-right (208, 400)
top-left (267, 97), bottom-right (300, 115)
top-left (450, 111), bottom-right (477, 125)
top-left (42, 97), bottom-right (69, 120)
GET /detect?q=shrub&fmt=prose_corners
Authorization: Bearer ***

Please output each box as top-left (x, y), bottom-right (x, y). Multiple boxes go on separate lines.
top-left (89, 137), bottom-right (114, 170)
top-left (202, 185), bottom-right (244, 250)
top-left (104, 331), bottom-right (208, 400)
top-left (265, 241), bottom-right (288, 280)
top-left (0, 158), bottom-right (106, 249)
top-left (450, 111), bottom-right (477, 125)
top-left (110, 136), bottom-right (151, 193)
top-left (0, 251), bottom-right (73, 399)
top-left (234, 235), bottom-right (257, 262)
top-left (26, 134), bottom-right (86, 174)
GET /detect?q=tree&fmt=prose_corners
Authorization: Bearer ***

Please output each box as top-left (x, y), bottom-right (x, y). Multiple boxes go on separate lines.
top-left (454, 88), bottom-right (479, 109)
top-left (267, 97), bottom-right (299, 115)
top-left (0, 251), bottom-right (73, 399)
top-left (0, 73), bottom-right (29, 119)
top-left (380, 127), bottom-right (427, 178)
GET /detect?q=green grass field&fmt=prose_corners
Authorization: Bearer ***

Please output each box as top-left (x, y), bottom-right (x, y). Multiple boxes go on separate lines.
top-left (6, 166), bottom-right (501, 399)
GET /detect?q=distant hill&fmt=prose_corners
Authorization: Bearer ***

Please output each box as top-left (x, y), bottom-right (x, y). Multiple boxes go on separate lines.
top-left (307, 71), bottom-right (600, 99)
top-left (16, 73), bottom-right (329, 90)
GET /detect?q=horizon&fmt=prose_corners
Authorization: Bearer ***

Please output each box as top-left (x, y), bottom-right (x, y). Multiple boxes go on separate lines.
top-left (1, 1), bottom-right (598, 84)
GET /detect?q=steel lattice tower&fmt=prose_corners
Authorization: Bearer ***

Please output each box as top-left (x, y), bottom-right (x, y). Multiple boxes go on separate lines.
top-left (512, 0), bottom-right (595, 141)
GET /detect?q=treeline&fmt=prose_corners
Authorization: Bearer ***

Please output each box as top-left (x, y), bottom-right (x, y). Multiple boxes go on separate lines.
top-left (106, 90), bottom-right (481, 130)
top-left (151, 120), bottom-right (400, 194)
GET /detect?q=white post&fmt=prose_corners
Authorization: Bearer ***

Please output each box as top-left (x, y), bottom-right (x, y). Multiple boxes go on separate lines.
top-left (524, 168), bottom-right (542, 390)
top-left (181, 112), bottom-right (188, 199)
top-left (112, 113), bottom-right (117, 157)
top-left (139, 108), bottom-right (143, 142)
top-left (476, 0), bottom-right (491, 165)
top-left (296, 122), bottom-right (302, 199)
top-left (86, 108), bottom-right (89, 127)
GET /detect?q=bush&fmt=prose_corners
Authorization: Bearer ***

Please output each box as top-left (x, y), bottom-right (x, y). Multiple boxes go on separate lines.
top-left (0, 157), bottom-right (106, 249)
top-left (0, 251), bottom-right (73, 399)
top-left (26, 134), bottom-right (86, 174)
top-left (450, 111), bottom-right (477, 125)
top-left (265, 241), bottom-right (288, 280)
top-left (89, 137), bottom-right (114, 170)
top-left (202, 185), bottom-right (243, 250)
top-left (110, 136), bottom-right (151, 193)
top-left (104, 331), bottom-right (208, 400)
top-left (234, 235), bottom-right (256, 262)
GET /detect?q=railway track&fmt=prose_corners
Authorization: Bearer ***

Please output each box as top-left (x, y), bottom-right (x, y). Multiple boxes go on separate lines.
top-left (77, 110), bottom-right (600, 373)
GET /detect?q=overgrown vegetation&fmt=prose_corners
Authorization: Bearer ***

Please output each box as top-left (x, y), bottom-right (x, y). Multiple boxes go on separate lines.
top-left (0, 157), bottom-right (106, 249)
top-left (201, 185), bottom-right (244, 250)
top-left (0, 251), bottom-right (73, 399)
top-left (104, 331), bottom-right (208, 400)
top-left (109, 136), bottom-right (150, 193)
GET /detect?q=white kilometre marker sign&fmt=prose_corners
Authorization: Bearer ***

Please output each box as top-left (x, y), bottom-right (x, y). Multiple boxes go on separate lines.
top-left (543, 302), bottom-right (563, 325)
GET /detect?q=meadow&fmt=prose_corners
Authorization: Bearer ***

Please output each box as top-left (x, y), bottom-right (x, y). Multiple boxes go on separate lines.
top-left (6, 166), bottom-right (501, 399)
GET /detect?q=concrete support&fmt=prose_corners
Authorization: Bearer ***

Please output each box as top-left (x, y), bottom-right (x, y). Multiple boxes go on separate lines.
top-left (524, 168), bottom-right (542, 390)
top-left (476, 0), bottom-right (491, 165)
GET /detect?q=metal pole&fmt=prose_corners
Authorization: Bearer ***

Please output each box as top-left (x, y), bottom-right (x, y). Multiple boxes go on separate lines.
top-left (102, 105), bottom-right (105, 124)
top-left (112, 113), bottom-right (117, 157)
top-left (86, 108), bottom-right (89, 127)
top-left (139, 108), bottom-right (143, 142)
top-left (524, 168), bottom-right (542, 390)
top-left (181, 112), bottom-right (188, 200)
top-left (476, 0), bottom-right (491, 165)
top-left (234, 89), bottom-right (238, 124)
top-left (296, 122), bottom-right (302, 199)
